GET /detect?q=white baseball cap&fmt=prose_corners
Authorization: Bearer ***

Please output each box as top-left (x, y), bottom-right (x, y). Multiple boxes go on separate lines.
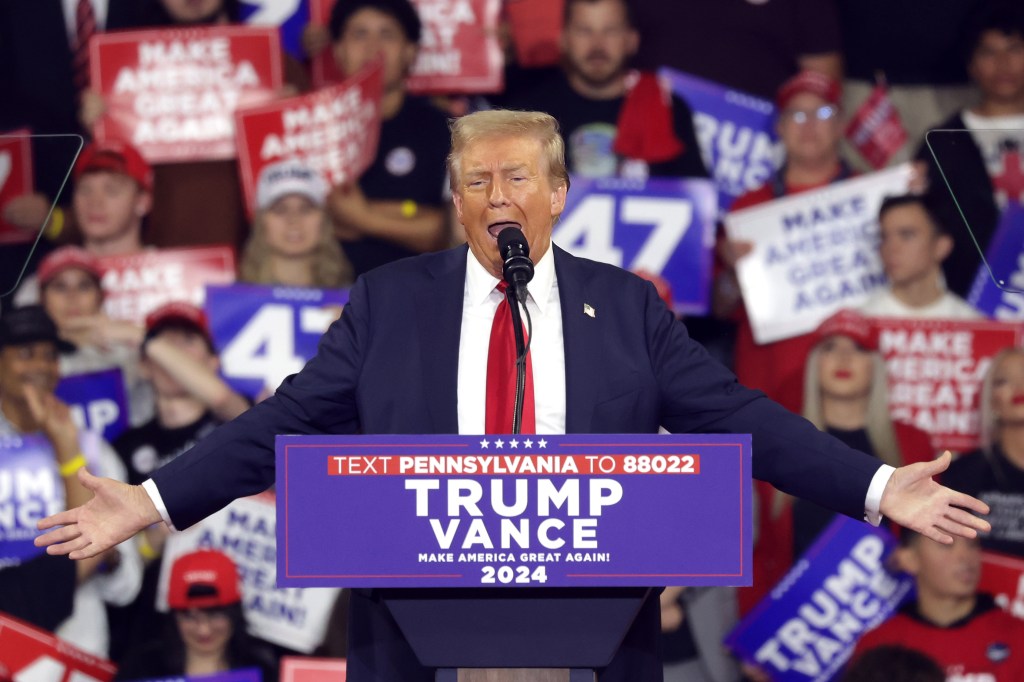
top-left (256, 159), bottom-right (329, 211)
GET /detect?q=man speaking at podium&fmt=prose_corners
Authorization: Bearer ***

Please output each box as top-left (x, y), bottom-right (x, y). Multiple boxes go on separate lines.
top-left (36, 110), bottom-right (989, 681)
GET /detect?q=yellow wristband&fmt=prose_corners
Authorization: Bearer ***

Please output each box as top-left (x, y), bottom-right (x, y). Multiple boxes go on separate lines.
top-left (139, 534), bottom-right (158, 561)
top-left (45, 207), bottom-right (65, 240)
top-left (59, 453), bottom-right (87, 478)
top-left (400, 199), bottom-right (418, 218)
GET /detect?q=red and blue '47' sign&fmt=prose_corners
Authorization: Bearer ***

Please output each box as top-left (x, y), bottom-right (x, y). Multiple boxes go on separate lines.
top-left (553, 176), bottom-right (717, 315)
top-left (205, 284), bottom-right (349, 399)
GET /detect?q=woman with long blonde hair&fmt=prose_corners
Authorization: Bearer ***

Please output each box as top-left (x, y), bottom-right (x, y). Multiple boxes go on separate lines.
top-left (239, 160), bottom-right (352, 289)
top-left (944, 347), bottom-right (1024, 557)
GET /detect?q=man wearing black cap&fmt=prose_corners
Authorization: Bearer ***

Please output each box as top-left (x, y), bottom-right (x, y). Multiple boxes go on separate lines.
top-left (0, 305), bottom-right (141, 655)
top-left (322, 0), bottom-right (451, 276)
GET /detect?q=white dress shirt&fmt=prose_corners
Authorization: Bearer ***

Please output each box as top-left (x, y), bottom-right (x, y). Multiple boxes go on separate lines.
top-left (458, 246), bottom-right (566, 434)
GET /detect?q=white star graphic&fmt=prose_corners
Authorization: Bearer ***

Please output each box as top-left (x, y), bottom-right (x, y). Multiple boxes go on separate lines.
top-left (479, 439), bottom-right (489, 449)
top-left (538, 438), bottom-right (548, 449)
top-left (510, 439), bottom-right (519, 449)
top-left (524, 439), bottom-right (534, 448)
top-left (495, 439), bottom-right (505, 449)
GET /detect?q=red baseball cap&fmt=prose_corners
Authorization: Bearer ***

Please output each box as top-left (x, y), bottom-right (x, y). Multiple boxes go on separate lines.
top-left (776, 70), bottom-right (842, 111)
top-left (144, 301), bottom-right (213, 348)
top-left (74, 140), bottom-right (154, 192)
top-left (813, 309), bottom-right (878, 351)
top-left (38, 247), bottom-right (103, 287)
top-left (167, 550), bottom-right (242, 610)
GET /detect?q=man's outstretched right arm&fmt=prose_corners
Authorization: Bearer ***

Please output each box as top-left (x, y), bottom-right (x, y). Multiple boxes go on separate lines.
top-left (35, 468), bottom-right (162, 559)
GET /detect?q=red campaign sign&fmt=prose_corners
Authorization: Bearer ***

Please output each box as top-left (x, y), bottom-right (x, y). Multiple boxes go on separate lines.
top-left (310, 0), bottom-right (503, 94)
top-left (98, 246), bottom-right (236, 323)
top-left (504, 0), bottom-right (565, 68)
top-left (0, 612), bottom-right (116, 682)
top-left (308, 0), bottom-right (344, 89)
top-left (845, 84), bottom-right (908, 170)
top-left (280, 657), bottom-right (347, 682)
top-left (90, 26), bottom-right (283, 163)
top-left (235, 62), bottom-right (383, 212)
top-left (980, 552), bottom-right (1024, 621)
top-left (0, 130), bottom-right (35, 244)
top-left (874, 318), bottom-right (1023, 453)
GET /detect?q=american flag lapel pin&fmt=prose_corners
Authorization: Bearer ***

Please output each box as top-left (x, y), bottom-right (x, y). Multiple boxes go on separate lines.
top-left (583, 303), bottom-right (596, 318)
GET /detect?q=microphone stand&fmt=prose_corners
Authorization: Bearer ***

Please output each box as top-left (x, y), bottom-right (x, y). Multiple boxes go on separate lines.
top-left (506, 286), bottom-right (529, 435)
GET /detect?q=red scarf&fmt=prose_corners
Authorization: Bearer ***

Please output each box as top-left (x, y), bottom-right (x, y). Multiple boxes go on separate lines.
top-left (613, 71), bottom-right (684, 163)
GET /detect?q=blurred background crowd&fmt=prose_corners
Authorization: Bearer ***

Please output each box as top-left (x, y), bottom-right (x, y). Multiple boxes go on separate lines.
top-left (1, 0), bottom-right (1024, 680)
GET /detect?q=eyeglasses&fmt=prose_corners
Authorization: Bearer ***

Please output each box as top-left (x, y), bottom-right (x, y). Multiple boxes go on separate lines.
top-left (781, 105), bottom-right (838, 124)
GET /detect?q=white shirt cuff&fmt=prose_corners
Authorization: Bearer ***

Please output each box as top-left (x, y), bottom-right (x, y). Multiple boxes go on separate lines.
top-left (864, 464), bottom-right (895, 526)
top-left (141, 479), bottom-right (176, 531)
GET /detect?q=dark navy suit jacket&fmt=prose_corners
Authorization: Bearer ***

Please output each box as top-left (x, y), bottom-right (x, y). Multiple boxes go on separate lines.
top-left (153, 244), bottom-right (883, 680)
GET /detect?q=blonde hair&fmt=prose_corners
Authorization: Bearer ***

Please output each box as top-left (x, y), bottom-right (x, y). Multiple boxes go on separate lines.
top-left (979, 346), bottom-right (1024, 453)
top-left (239, 210), bottom-right (352, 288)
top-left (801, 345), bottom-right (902, 467)
top-left (447, 109), bottom-right (570, 194)
top-left (773, 341), bottom-right (903, 519)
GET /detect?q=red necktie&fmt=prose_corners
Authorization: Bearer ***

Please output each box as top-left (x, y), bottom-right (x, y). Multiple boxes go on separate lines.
top-left (485, 282), bottom-right (536, 434)
top-left (73, 0), bottom-right (97, 93)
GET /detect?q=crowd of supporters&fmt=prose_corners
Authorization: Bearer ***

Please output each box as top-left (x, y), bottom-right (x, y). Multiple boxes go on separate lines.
top-left (2, 0), bottom-right (1024, 679)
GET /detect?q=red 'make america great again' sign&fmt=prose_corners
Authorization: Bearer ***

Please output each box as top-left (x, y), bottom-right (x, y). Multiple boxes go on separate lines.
top-left (310, 0), bottom-right (502, 94)
top-left (90, 26), bottom-right (282, 163)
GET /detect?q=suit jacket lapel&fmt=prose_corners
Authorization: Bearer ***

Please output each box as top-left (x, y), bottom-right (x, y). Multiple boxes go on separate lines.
top-left (415, 245), bottom-right (467, 433)
top-left (554, 246), bottom-right (601, 433)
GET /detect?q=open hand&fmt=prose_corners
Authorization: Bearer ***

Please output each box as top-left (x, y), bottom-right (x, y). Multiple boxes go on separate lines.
top-left (879, 451), bottom-right (990, 545)
top-left (35, 468), bottom-right (162, 560)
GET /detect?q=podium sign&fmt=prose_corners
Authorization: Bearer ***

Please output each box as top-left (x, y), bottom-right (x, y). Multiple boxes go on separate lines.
top-left (276, 433), bottom-right (751, 588)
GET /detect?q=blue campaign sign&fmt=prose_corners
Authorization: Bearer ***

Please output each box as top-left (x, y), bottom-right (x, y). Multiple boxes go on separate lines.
top-left (726, 517), bottom-right (914, 682)
top-left (55, 368), bottom-right (129, 444)
top-left (240, 0), bottom-right (309, 59)
top-left (659, 68), bottom-right (780, 214)
top-left (206, 283), bottom-right (350, 399)
top-left (277, 433), bottom-right (752, 588)
top-left (968, 203), bottom-right (1024, 320)
top-left (0, 434), bottom-right (63, 566)
top-left (553, 176), bottom-right (717, 315)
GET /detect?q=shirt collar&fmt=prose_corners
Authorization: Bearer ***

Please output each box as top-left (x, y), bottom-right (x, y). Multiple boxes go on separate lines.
top-left (465, 243), bottom-right (556, 314)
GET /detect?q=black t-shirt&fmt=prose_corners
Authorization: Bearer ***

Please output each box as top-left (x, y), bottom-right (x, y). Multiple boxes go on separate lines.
top-left (837, 0), bottom-right (983, 84)
top-left (114, 412), bottom-right (219, 486)
top-left (792, 427), bottom-right (876, 558)
top-left (508, 72), bottom-right (708, 180)
top-left (0, 554), bottom-right (77, 631)
top-left (630, 0), bottom-right (841, 99)
top-left (115, 639), bottom-right (279, 682)
top-left (943, 446), bottom-right (1024, 558)
top-left (345, 95), bottom-right (451, 276)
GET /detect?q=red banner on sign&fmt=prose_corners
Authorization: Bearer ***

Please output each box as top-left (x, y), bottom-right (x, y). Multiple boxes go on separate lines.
top-left (0, 612), bottom-right (116, 682)
top-left (280, 657), bottom-right (347, 682)
top-left (90, 26), bottom-right (283, 163)
top-left (309, 0), bottom-right (502, 94)
top-left (98, 246), bottom-right (236, 323)
top-left (235, 62), bottom-right (383, 212)
top-left (874, 318), bottom-right (1023, 453)
top-left (845, 84), bottom-right (908, 170)
top-left (504, 0), bottom-right (565, 68)
top-left (980, 552), bottom-right (1024, 621)
top-left (0, 130), bottom-right (35, 244)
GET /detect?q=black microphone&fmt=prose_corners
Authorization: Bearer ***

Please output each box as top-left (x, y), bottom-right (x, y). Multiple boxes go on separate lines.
top-left (498, 228), bottom-right (534, 305)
